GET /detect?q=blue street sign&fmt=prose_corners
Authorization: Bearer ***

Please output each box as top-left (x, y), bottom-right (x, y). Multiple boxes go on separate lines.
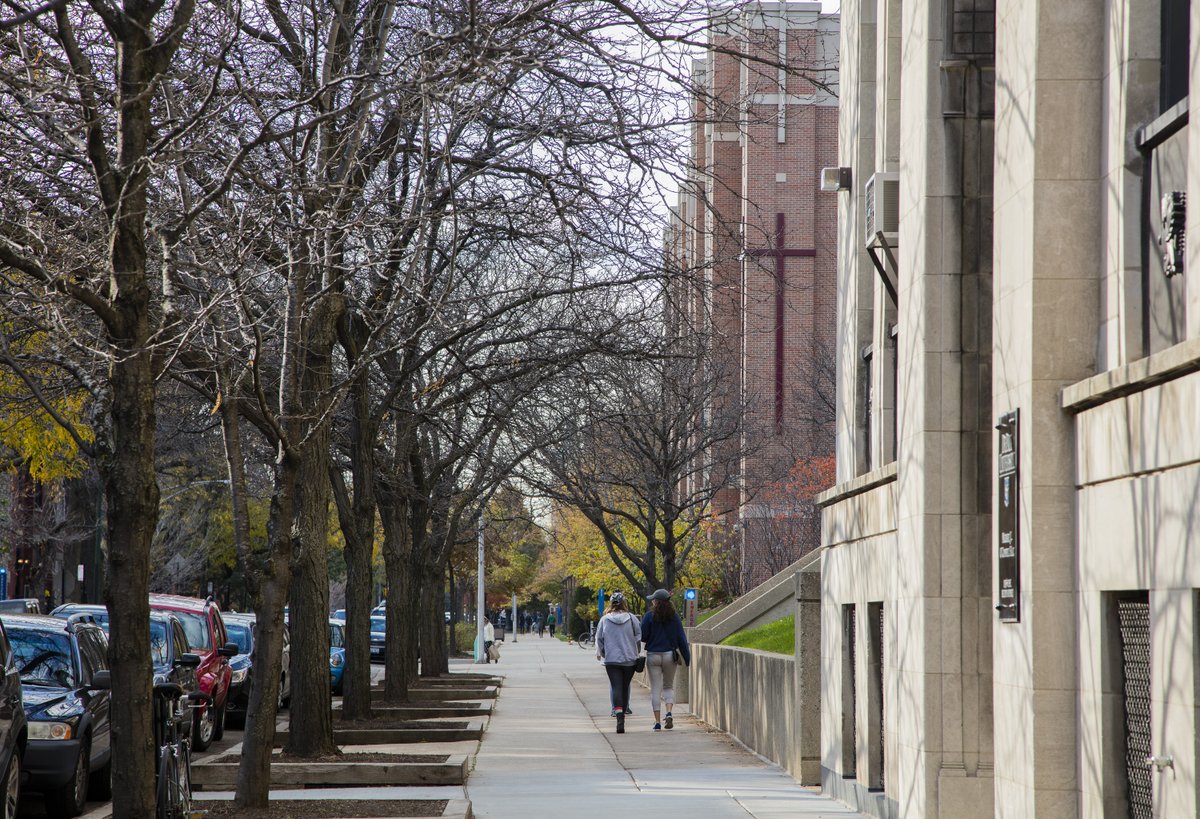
top-left (597, 588), bottom-right (605, 614)
top-left (684, 588), bottom-right (697, 601)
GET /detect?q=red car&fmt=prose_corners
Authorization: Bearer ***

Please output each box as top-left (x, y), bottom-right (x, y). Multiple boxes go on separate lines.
top-left (147, 595), bottom-right (238, 750)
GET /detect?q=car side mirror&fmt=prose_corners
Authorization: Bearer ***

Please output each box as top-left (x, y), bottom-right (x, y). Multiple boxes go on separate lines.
top-left (217, 642), bottom-right (239, 658)
top-left (89, 670), bottom-right (112, 690)
top-left (175, 653), bottom-right (202, 669)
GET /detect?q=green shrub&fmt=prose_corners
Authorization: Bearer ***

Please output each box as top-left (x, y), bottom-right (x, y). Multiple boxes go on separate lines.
top-left (454, 622), bottom-right (478, 654)
top-left (719, 615), bottom-right (795, 655)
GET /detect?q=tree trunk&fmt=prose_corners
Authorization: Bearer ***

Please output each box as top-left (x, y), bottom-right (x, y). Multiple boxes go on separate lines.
top-left (234, 456), bottom-right (296, 807)
top-left (103, 347), bottom-right (158, 819)
top-left (419, 559), bottom-right (447, 677)
top-left (284, 298), bottom-right (340, 757)
top-left (339, 506), bottom-right (374, 719)
top-left (330, 367), bottom-right (376, 721)
top-left (379, 495), bottom-right (416, 703)
top-left (219, 397), bottom-right (256, 603)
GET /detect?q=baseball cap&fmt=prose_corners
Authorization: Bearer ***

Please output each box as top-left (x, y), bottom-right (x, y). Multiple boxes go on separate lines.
top-left (647, 589), bottom-right (670, 601)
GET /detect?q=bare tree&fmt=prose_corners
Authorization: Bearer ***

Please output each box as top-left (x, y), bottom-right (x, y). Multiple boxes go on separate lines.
top-left (524, 322), bottom-right (749, 596)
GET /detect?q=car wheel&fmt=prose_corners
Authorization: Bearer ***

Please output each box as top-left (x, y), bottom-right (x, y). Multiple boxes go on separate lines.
top-left (0, 749), bottom-right (19, 819)
top-left (211, 695), bottom-right (226, 742)
top-left (193, 703), bottom-right (215, 751)
top-left (88, 752), bottom-right (112, 800)
top-left (45, 741), bottom-right (88, 818)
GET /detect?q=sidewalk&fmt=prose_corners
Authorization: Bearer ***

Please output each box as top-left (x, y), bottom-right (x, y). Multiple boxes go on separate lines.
top-left (464, 636), bottom-right (865, 819)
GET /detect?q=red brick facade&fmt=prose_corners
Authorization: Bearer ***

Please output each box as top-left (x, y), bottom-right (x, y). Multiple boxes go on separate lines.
top-left (667, 3), bottom-right (839, 593)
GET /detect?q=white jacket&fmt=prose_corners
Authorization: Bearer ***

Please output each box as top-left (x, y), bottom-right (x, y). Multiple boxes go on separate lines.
top-left (484, 622), bottom-right (495, 641)
top-left (596, 611), bottom-right (641, 665)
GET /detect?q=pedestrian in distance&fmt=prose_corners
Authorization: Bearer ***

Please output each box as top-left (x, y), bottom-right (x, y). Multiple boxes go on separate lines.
top-left (547, 611), bottom-right (557, 638)
top-left (641, 589), bottom-right (691, 731)
top-left (483, 616), bottom-right (496, 663)
top-left (595, 591), bottom-right (641, 734)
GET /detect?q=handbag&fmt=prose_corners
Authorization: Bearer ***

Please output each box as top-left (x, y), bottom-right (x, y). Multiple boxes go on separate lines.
top-left (634, 655), bottom-right (646, 673)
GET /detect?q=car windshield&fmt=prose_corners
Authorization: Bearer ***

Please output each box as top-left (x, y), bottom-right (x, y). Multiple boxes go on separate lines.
top-left (150, 621), bottom-right (169, 666)
top-left (8, 629), bottom-right (75, 688)
top-left (171, 611), bottom-right (211, 651)
top-left (226, 623), bottom-right (253, 655)
top-left (329, 624), bottom-right (344, 648)
top-left (370, 617), bottom-right (386, 633)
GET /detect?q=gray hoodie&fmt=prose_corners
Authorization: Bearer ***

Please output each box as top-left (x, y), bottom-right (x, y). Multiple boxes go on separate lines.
top-left (596, 611), bottom-right (641, 665)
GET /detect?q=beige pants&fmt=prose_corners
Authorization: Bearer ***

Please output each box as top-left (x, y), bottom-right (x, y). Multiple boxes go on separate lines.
top-left (646, 651), bottom-right (677, 711)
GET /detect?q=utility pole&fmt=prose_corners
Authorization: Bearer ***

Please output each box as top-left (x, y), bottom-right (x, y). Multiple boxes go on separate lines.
top-left (475, 513), bottom-right (486, 664)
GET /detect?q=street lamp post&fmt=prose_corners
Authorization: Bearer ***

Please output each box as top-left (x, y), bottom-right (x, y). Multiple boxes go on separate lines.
top-left (475, 514), bottom-right (486, 664)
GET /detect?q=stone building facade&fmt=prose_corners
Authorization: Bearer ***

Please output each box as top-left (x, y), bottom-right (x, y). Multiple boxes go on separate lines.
top-left (667, 2), bottom-right (839, 593)
top-left (817, 0), bottom-right (1200, 816)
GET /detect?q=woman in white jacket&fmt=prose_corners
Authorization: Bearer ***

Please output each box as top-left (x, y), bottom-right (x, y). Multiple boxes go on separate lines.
top-left (595, 592), bottom-right (641, 733)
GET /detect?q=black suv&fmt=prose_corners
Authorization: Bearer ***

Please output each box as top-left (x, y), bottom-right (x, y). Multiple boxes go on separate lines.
top-left (222, 612), bottom-right (291, 727)
top-left (0, 617), bottom-right (26, 819)
top-left (2, 613), bottom-right (111, 818)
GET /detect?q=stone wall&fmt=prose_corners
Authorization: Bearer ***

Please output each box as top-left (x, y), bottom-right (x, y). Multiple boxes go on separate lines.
top-left (690, 644), bottom-right (798, 776)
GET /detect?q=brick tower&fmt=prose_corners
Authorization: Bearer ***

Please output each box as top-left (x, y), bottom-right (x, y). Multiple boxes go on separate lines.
top-left (667, 2), bottom-right (839, 593)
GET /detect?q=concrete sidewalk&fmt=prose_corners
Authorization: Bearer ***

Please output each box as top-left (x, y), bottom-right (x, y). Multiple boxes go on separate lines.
top-left (464, 636), bottom-right (864, 818)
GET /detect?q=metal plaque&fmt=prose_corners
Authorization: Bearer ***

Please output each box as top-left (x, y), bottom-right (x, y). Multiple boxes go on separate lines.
top-left (996, 410), bottom-right (1020, 622)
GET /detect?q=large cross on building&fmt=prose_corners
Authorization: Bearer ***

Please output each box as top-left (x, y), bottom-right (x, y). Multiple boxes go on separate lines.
top-left (745, 212), bottom-right (815, 426)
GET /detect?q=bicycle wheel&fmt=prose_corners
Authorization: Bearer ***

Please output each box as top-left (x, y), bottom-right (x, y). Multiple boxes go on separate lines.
top-left (577, 632), bottom-right (592, 648)
top-left (155, 746), bottom-right (173, 819)
top-left (174, 742), bottom-right (192, 819)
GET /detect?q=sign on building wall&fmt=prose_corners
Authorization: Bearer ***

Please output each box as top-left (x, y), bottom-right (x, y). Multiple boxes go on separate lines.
top-left (996, 410), bottom-right (1020, 623)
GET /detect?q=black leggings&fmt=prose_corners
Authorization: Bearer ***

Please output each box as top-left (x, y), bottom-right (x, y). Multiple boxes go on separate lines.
top-left (605, 663), bottom-right (635, 711)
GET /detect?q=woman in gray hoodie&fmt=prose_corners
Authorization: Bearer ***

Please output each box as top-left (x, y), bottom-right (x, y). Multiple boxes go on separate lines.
top-left (595, 592), bottom-right (641, 733)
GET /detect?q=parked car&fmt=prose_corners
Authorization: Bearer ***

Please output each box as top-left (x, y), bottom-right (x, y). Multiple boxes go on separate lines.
top-left (331, 609), bottom-right (346, 622)
top-left (148, 594), bottom-right (237, 751)
top-left (0, 616), bottom-right (26, 819)
top-left (222, 613), bottom-right (290, 727)
top-left (3, 613), bottom-right (110, 818)
top-left (49, 605), bottom-right (109, 634)
top-left (0, 599), bottom-right (41, 615)
top-left (369, 615), bottom-right (386, 662)
top-left (149, 611), bottom-right (198, 693)
top-left (329, 620), bottom-right (346, 695)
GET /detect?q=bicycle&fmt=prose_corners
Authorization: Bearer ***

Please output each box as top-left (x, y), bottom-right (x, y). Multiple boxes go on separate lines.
top-left (576, 621), bottom-right (596, 649)
top-left (154, 681), bottom-right (209, 819)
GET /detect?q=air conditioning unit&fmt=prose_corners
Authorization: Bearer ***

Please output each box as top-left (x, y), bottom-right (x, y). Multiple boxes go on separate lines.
top-left (864, 172), bottom-right (900, 247)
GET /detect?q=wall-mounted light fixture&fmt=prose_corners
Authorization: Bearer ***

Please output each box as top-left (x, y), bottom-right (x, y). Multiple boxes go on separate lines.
top-left (820, 166), bottom-right (852, 192)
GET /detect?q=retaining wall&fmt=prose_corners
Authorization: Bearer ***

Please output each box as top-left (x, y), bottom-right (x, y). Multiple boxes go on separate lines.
top-left (690, 643), bottom-right (798, 776)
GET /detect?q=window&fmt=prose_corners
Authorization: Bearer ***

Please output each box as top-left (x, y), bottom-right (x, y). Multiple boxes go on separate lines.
top-left (1106, 591), bottom-right (1152, 819)
top-left (172, 622), bottom-right (189, 660)
top-left (1161, 0), bottom-right (1190, 109)
top-left (150, 621), bottom-right (170, 667)
top-left (842, 604), bottom-right (858, 778)
top-left (867, 602), bottom-right (885, 790)
top-left (861, 345), bottom-right (874, 471)
top-left (173, 612), bottom-right (211, 650)
top-left (77, 630), bottom-right (106, 684)
top-left (948, 0), bottom-right (996, 57)
top-left (1133, 0), bottom-right (1190, 357)
top-left (226, 623), bottom-right (253, 656)
top-left (8, 629), bottom-right (75, 688)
